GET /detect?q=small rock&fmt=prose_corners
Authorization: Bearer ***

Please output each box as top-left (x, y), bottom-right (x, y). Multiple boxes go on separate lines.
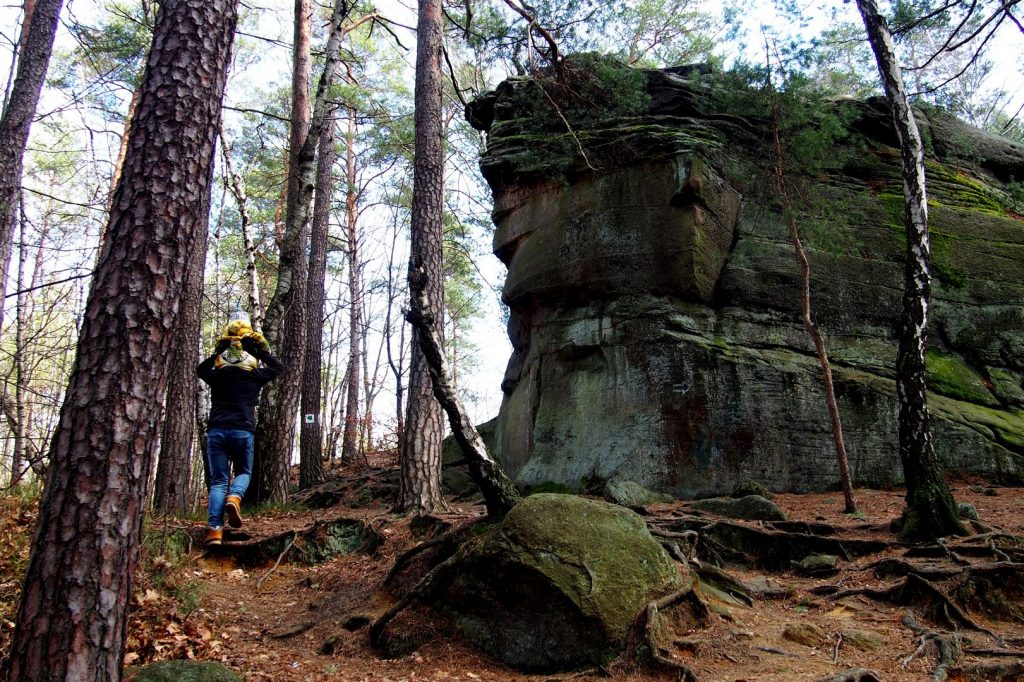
top-left (319, 634), bottom-right (341, 655)
top-left (840, 627), bottom-right (884, 651)
top-left (795, 554), bottom-right (840, 576)
top-left (782, 622), bottom-right (827, 648)
top-left (958, 502), bottom-right (980, 521)
top-left (690, 495), bottom-right (787, 521)
top-left (604, 479), bottom-right (674, 507)
top-left (984, 487), bottom-right (999, 497)
top-left (731, 479), bottom-right (774, 500)
top-left (744, 576), bottom-right (790, 599)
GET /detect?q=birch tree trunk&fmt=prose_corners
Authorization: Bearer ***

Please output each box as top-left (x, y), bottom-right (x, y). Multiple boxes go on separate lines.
top-left (399, 0), bottom-right (447, 513)
top-left (220, 133), bottom-right (264, 328)
top-left (6, 0), bottom-right (238, 676)
top-left (251, 0), bottom-right (353, 503)
top-left (341, 106), bottom-right (363, 464)
top-left (298, 105), bottom-right (337, 490)
top-left (0, 0), bottom-right (63, 345)
top-left (855, 0), bottom-right (966, 540)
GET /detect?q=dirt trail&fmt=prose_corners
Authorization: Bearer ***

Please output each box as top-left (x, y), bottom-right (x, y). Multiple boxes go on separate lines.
top-left (5, 476), bottom-right (1024, 681)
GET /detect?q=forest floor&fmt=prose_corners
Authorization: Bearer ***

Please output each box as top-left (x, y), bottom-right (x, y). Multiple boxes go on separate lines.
top-left (1, 465), bottom-right (1023, 682)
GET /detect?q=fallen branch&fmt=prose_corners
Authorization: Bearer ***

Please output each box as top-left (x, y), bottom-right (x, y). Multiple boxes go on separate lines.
top-left (753, 645), bottom-right (799, 658)
top-left (256, 535), bottom-right (295, 591)
top-left (370, 552), bottom-right (461, 649)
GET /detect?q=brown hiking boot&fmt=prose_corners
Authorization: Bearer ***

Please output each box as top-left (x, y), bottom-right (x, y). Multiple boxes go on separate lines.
top-left (225, 495), bottom-right (243, 529)
top-left (206, 526), bottom-right (223, 546)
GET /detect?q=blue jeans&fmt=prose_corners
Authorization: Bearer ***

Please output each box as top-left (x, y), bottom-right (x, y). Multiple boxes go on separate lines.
top-left (206, 427), bottom-right (254, 528)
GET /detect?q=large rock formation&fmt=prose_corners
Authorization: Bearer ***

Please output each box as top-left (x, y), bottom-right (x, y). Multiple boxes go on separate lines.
top-left (468, 58), bottom-right (1024, 496)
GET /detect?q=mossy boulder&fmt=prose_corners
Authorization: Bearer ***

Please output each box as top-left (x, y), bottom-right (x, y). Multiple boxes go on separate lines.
top-left (433, 493), bottom-right (684, 671)
top-left (690, 495), bottom-right (787, 521)
top-left (604, 479), bottom-right (674, 507)
top-left (128, 661), bottom-right (240, 682)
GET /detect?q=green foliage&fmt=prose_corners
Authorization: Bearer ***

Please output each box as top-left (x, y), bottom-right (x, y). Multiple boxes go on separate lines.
top-left (525, 481), bottom-right (574, 495)
top-left (710, 64), bottom-right (858, 176)
top-left (501, 53), bottom-right (650, 136)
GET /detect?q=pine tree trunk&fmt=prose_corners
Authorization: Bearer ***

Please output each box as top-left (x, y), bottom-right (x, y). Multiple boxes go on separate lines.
top-left (767, 87), bottom-right (857, 514)
top-left (341, 107), bottom-right (362, 464)
top-left (855, 0), bottom-right (966, 540)
top-left (5, 0), bottom-right (237, 677)
top-left (399, 0), bottom-right (447, 513)
top-left (251, 0), bottom-right (313, 503)
top-left (298, 105), bottom-right (337, 490)
top-left (407, 272), bottom-right (520, 517)
top-left (154, 201), bottom-right (209, 512)
top-left (0, 0), bottom-right (63, 345)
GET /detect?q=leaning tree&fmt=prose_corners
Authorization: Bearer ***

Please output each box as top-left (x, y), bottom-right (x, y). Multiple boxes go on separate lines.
top-left (5, 0), bottom-right (240, 677)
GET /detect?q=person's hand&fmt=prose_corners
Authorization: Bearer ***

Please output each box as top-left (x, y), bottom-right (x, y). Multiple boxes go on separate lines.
top-left (241, 335), bottom-right (262, 355)
top-left (215, 338), bottom-right (231, 354)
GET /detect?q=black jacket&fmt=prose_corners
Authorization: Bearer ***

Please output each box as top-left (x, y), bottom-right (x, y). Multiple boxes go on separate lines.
top-left (196, 350), bottom-right (283, 432)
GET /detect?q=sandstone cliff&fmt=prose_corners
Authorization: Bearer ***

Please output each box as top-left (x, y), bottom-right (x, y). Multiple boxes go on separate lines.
top-left (467, 58), bottom-right (1024, 496)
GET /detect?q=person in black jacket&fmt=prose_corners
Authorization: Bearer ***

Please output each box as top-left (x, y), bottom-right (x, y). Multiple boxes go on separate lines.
top-left (197, 332), bottom-right (282, 545)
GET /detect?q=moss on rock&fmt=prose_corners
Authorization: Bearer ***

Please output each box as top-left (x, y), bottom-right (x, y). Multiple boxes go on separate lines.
top-left (434, 494), bottom-right (684, 671)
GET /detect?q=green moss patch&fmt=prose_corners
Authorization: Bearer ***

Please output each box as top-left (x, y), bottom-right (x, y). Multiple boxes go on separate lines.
top-left (926, 349), bottom-right (998, 406)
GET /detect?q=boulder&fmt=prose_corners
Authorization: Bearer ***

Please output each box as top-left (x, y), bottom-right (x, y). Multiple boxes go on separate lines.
top-left (690, 495), bottom-right (787, 521)
top-left (603, 479), bottom-right (674, 507)
top-left (128, 661), bottom-right (240, 682)
top-left (433, 493), bottom-right (685, 671)
top-left (783, 622), bottom-right (827, 648)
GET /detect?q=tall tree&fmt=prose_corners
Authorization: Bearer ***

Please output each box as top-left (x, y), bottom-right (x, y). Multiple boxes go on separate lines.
top-left (250, 0), bottom-right (314, 503)
top-left (153, 197), bottom-right (209, 512)
top-left (5, 0), bottom-right (238, 677)
top-left (299, 105), bottom-right (337, 489)
top-left (341, 105), bottom-right (363, 464)
top-left (0, 0), bottom-right (64, 344)
top-left (854, 0), bottom-right (966, 541)
top-left (250, 0), bottom-right (354, 502)
top-left (399, 0), bottom-right (448, 513)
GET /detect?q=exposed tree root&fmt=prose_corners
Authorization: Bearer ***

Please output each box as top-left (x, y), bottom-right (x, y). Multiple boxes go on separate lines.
top-left (642, 587), bottom-right (704, 682)
top-left (901, 611), bottom-right (961, 682)
top-left (948, 660), bottom-right (1024, 681)
top-left (814, 668), bottom-right (884, 682)
top-left (831, 573), bottom-right (1000, 638)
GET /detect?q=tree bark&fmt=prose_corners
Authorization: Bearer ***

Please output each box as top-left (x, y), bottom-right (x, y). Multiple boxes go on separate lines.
top-left (341, 106), bottom-right (362, 464)
top-left (0, 0), bottom-right (63, 345)
top-left (5, 0), bottom-right (238, 677)
top-left (298, 105), bottom-right (337, 490)
top-left (153, 192), bottom-right (209, 513)
top-left (855, 0), bottom-right (966, 540)
top-left (407, 270), bottom-right (520, 517)
top-left (251, 0), bottom-right (353, 503)
top-left (10, 205), bottom-right (30, 487)
top-left (399, 0), bottom-right (447, 514)
top-left (219, 132), bottom-right (264, 328)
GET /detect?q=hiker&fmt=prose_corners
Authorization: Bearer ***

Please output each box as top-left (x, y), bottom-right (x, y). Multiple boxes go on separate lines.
top-left (197, 312), bottom-right (282, 545)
